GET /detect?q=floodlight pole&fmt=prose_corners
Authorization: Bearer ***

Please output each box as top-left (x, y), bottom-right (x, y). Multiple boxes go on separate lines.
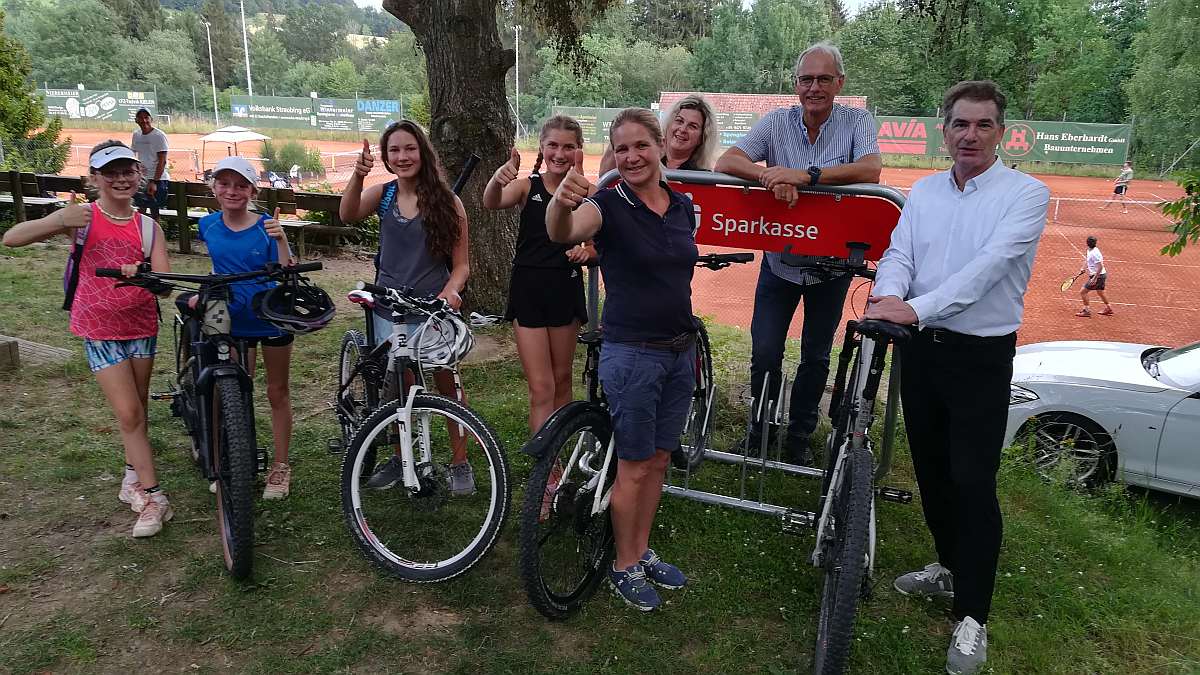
top-left (201, 19), bottom-right (220, 124)
top-left (240, 0), bottom-right (254, 96)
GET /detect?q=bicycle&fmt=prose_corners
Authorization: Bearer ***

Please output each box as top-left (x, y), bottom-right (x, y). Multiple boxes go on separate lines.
top-left (100, 261), bottom-right (331, 579)
top-left (801, 254), bottom-right (913, 675)
top-left (333, 280), bottom-right (510, 582)
top-left (517, 251), bottom-right (752, 619)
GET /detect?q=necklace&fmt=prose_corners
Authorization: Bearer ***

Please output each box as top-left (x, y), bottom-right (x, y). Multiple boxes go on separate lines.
top-left (96, 203), bottom-right (135, 222)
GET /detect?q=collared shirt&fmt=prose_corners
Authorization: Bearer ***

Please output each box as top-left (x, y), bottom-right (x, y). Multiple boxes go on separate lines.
top-left (734, 103), bottom-right (880, 285)
top-left (582, 181), bottom-right (698, 343)
top-left (873, 158), bottom-right (1050, 337)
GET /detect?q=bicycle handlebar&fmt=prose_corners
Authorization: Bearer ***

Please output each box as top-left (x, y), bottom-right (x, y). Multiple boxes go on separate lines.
top-left (354, 281), bottom-right (448, 315)
top-left (696, 252), bottom-right (754, 270)
top-left (452, 154), bottom-right (481, 195)
top-left (96, 261), bottom-right (323, 286)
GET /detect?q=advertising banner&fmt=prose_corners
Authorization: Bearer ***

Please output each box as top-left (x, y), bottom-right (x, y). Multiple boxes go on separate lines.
top-left (230, 95), bottom-right (314, 129)
top-left (874, 116), bottom-right (1131, 165)
top-left (552, 106), bottom-right (623, 145)
top-left (39, 89), bottom-right (155, 122)
top-left (713, 111), bottom-right (760, 148)
top-left (314, 98), bottom-right (357, 131)
top-left (356, 99), bottom-right (400, 133)
top-left (672, 181), bottom-right (902, 259)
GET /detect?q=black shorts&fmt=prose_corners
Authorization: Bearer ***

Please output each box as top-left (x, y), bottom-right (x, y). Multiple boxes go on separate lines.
top-left (1084, 273), bottom-right (1107, 291)
top-left (239, 333), bottom-right (294, 348)
top-left (1114, 184), bottom-right (1128, 195)
top-left (504, 266), bottom-right (588, 328)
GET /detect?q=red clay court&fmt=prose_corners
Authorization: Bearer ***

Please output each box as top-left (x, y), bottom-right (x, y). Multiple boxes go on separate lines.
top-left (60, 128), bottom-right (1197, 349)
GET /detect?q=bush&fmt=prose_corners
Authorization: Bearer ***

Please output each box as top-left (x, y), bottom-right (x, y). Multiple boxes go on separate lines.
top-left (260, 139), bottom-right (324, 176)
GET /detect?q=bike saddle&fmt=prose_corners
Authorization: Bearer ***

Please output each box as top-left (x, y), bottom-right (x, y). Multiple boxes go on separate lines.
top-left (347, 290), bottom-right (375, 308)
top-left (855, 319), bottom-right (915, 343)
top-left (577, 330), bottom-right (602, 345)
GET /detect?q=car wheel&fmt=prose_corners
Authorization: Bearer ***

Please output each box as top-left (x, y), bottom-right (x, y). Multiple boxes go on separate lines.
top-left (1018, 412), bottom-right (1115, 487)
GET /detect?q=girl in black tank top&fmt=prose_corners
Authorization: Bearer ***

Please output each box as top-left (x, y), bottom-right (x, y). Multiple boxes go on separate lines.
top-left (482, 115), bottom-right (594, 434)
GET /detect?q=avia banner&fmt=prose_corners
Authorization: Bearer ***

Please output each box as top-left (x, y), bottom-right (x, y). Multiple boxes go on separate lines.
top-left (875, 116), bottom-right (1131, 165)
top-left (230, 96), bottom-right (400, 133)
top-left (39, 89), bottom-right (156, 122)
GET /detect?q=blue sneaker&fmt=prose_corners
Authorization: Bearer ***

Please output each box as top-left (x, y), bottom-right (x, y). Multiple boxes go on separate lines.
top-left (639, 548), bottom-right (687, 589)
top-left (609, 563), bottom-right (661, 611)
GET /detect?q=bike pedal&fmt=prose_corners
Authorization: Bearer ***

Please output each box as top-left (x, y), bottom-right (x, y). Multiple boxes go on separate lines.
top-left (149, 390), bottom-right (177, 401)
top-left (780, 510), bottom-right (816, 534)
top-left (256, 447), bottom-right (268, 472)
top-left (327, 438), bottom-right (345, 455)
top-left (877, 486), bottom-right (913, 504)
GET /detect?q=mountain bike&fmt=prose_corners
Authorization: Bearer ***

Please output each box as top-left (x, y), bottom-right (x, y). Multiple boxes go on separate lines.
top-left (805, 257), bottom-right (913, 675)
top-left (101, 261), bottom-right (326, 579)
top-left (334, 281), bottom-right (510, 582)
top-left (517, 251), bottom-right (752, 619)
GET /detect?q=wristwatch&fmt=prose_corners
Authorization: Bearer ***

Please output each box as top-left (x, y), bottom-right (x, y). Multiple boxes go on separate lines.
top-left (807, 165), bottom-right (822, 186)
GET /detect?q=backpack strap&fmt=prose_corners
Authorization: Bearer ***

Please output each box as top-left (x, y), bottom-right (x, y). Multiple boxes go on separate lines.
top-left (61, 218), bottom-right (91, 311)
top-left (373, 180), bottom-right (398, 276)
top-left (137, 212), bottom-right (155, 261)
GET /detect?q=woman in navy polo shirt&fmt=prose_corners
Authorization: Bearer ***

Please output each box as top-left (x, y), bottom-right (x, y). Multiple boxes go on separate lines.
top-left (546, 107), bottom-right (700, 612)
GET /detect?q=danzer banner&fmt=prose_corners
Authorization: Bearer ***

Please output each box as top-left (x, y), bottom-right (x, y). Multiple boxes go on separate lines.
top-left (875, 116), bottom-right (1131, 165)
top-left (40, 89), bottom-right (155, 122)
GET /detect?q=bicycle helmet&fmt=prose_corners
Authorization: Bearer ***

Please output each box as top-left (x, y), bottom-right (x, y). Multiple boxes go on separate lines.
top-left (252, 278), bottom-right (336, 335)
top-left (412, 310), bottom-right (474, 368)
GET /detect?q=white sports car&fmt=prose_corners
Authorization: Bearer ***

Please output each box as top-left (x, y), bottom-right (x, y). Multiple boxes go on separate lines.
top-left (1005, 340), bottom-right (1200, 498)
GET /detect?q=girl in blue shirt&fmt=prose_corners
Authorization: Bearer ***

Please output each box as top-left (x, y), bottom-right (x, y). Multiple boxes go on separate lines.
top-left (196, 156), bottom-right (296, 500)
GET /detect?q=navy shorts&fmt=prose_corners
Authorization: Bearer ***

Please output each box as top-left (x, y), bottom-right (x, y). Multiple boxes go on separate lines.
top-left (598, 341), bottom-right (695, 461)
top-left (134, 179), bottom-right (170, 209)
top-left (1084, 273), bottom-right (1107, 291)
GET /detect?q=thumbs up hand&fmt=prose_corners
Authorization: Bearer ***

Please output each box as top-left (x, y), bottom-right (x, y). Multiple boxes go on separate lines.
top-left (553, 149), bottom-right (590, 210)
top-left (264, 207), bottom-right (285, 240)
top-left (494, 147), bottom-right (521, 187)
top-left (354, 139), bottom-right (374, 178)
top-left (58, 192), bottom-right (92, 230)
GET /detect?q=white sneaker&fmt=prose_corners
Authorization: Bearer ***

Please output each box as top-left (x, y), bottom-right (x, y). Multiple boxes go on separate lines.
top-left (118, 481), bottom-right (147, 513)
top-left (262, 463), bottom-right (292, 500)
top-left (946, 616), bottom-right (987, 674)
top-left (132, 494), bottom-right (174, 538)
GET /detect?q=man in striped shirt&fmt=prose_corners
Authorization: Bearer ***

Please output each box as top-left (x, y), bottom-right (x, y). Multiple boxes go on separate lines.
top-left (715, 41), bottom-right (881, 464)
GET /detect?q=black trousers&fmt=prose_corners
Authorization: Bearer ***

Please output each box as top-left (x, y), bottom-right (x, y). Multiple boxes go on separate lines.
top-left (899, 329), bottom-right (1016, 624)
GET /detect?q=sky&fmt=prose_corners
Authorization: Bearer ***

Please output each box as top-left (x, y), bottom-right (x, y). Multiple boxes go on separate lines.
top-left (354, 0), bottom-right (876, 16)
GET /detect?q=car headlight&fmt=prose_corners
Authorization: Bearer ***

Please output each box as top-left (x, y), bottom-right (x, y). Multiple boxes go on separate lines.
top-left (1009, 384), bottom-right (1039, 406)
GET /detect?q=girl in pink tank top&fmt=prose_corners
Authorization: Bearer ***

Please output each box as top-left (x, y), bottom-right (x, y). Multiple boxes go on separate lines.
top-left (2, 140), bottom-right (173, 539)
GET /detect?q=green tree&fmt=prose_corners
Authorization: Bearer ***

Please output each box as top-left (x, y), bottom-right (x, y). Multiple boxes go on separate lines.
top-left (128, 29), bottom-right (202, 113)
top-left (1160, 170), bottom-right (1200, 255)
top-left (750, 0), bottom-right (832, 93)
top-left (321, 57), bottom-right (366, 98)
top-left (1029, 0), bottom-right (1121, 122)
top-left (836, 2), bottom-right (923, 115)
top-left (628, 0), bottom-right (714, 49)
top-left (279, 61), bottom-right (331, 98)
top-left (248, 27), bottom-right (291, 94)
top-left (535, 34), bottom-right (623, 107)
top-left (99, 0), bottom-right (163, 40)
top-left (9, 0), bottom-right (130, 89)
top-left (690, 1), bottom-right (759, 92)
top-left (0, 9), bottom-right (68, 173)
top-left (280, 3), bottom-right (347, 64)
top-left (1127, 0), bottom-right (1200, 170)
top-left (199, 0), bottom-right (243, 90)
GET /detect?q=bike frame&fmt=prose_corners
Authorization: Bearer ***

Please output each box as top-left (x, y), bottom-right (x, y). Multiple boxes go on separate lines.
top-left (586, 170), bottom-right (909, 533)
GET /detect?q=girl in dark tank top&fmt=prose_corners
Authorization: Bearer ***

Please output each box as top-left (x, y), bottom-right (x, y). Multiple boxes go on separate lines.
top-left (482, 115), bottom-right (593, 435)
top-left (338, 120), bottom-right (476, 492)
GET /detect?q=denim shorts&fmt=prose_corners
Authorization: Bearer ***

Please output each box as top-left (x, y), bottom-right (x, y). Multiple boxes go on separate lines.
top-left (598, 341), bottom-right (696, 461)
top-left (83, 336), bottom-right (157, 372)
top-left (133, 179), bottom-right (170, 209)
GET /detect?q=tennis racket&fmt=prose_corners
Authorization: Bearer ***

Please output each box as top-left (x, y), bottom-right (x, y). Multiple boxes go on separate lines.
top-left (1060, 273), bottom-right (1081, 291)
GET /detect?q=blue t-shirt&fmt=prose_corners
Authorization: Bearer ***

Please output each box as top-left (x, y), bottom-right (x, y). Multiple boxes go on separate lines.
top-left (197, 211), bottom-right (282, 337)
top-left (583, 181), bottom-right (698, 343)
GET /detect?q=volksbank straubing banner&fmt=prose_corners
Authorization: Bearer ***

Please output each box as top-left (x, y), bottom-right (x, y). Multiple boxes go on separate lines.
top-left (39, 89), bottom-right (156, 122)
top-left (874, 117), bottom-right (1131, 165)
top-left (231, 96), bottom-right (400, 133)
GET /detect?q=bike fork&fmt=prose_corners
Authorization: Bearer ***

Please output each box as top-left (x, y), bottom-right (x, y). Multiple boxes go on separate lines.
top-left (395, 385), bottom-right (427, 491)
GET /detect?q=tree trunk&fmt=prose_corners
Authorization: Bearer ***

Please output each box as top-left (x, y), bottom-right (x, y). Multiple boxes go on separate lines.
top-left (383, 0), bottom-right (518, 313)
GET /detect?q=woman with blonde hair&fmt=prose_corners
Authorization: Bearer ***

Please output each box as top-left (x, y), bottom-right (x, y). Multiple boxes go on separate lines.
top-left (598, 94), bottom-right (718, 175)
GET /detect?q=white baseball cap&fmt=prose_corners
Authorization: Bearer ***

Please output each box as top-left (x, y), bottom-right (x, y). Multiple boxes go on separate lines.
top-left (212, 156), bottom-right (259, 185)
top-left (89, 144), bottom-right (139, 169)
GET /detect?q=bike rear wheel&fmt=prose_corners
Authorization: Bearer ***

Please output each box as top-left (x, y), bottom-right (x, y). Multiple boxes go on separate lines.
top-left (212, 374), bottom-right (256, 580)
top-left (812, 446), bottom-right (873, 674)
top-left (340, 394), bottom-right (510, 582)
top-left (519, 405), bottom-right (615, 620)
top-left (673, 322), bottom-right (714, 471)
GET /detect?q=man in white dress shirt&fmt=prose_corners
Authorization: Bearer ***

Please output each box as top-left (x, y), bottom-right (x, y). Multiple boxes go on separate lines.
top-left (865, 80), bottom-right (1050, 675)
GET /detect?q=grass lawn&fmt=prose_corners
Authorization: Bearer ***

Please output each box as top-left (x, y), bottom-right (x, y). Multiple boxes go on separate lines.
top-left (1, 245), bottom-right (1198, 674)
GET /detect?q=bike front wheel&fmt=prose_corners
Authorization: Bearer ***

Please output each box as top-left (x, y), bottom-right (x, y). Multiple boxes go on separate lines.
top-left (812, 446), bottom-right (873, 674)
top-left (337, 329), bottom-right (373, 449)
top-left (212, 374), bottom-right (255, 580)
top-left (340, 394), bottom-right (510, 582)
top-left (673, 322), bottom-right (714, 471)
top-left (519, 404), bottom-right (615, 620)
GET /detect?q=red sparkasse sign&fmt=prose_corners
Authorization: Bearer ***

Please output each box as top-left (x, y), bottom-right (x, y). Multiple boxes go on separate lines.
top-left (668, 181), bottom-right (902, 261)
